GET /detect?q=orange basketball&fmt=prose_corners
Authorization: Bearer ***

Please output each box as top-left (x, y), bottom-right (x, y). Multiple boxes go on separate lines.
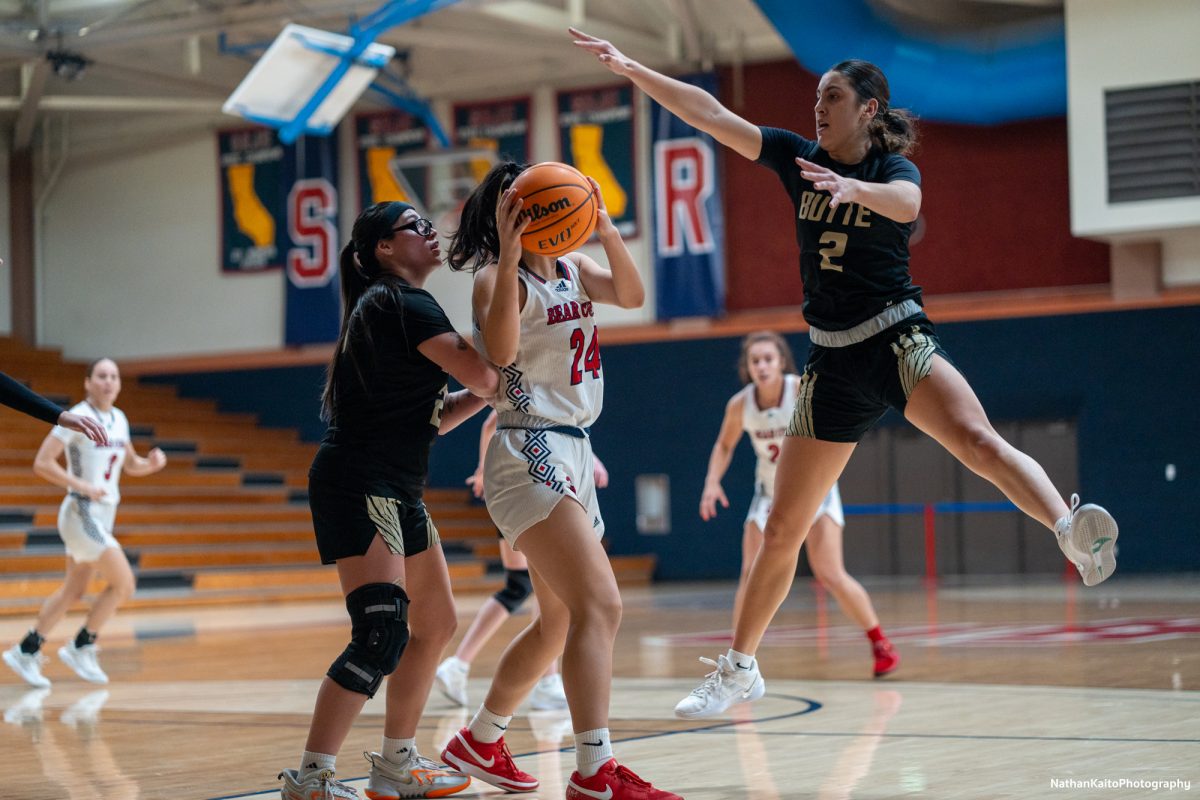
top-left (510, 162), bottom-right (598, 256)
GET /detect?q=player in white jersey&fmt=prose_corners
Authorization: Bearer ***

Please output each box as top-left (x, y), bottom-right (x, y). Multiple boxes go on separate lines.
top-left (441, 162), bottom-right (681, 800)
top-left (3, 359), bottom-right (166, 689)
top-left (696, 332), bottom-right (898, 686)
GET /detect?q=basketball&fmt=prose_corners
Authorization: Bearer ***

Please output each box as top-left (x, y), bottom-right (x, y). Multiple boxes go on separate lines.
top-left (510, 162), bottom-right (598, 256)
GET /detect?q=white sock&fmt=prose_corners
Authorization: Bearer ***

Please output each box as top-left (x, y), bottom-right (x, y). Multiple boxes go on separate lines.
top-left (469, 705), bottom-right (512, 744)
top-left (299, 751), bottom-right (336, 780)
top-left (382, 736), bottom-right (417, 764)
top-left (574, 728), bottom-right (613, 778)
top-left (727, 648), bottom-right (756, 671)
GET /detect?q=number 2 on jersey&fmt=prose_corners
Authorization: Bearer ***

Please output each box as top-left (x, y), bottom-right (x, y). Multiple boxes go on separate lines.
top-left (818, 231), bottom-right (847, 272)
top-left (569, 328), bottom-right (601, 386)
top-left (103, 453), bottom-right (119, 481)
top-left (767, 443), bottom-right (780, 463)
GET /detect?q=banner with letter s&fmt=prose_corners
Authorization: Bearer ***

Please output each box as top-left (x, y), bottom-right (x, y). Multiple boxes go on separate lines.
top-left (650, 73), bottom-right (725, 319)
top-left (283, 134), bottom-right (340, 345)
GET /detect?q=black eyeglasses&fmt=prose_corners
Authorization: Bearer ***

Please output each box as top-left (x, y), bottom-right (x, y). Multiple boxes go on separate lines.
top-left (392, 218), bottom-right (434, 237)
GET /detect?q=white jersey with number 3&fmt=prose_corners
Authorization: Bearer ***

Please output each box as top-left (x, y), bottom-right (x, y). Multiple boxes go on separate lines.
top-left (51, 402), bottom-right (130, 506)
top-left (740, 374), bottom-right (799, 499)
top-left (477, 260), bottom-right (603, 429)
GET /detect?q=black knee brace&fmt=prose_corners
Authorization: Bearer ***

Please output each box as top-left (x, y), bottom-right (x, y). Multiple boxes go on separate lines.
top-left (492, 568), bottom-right (533, 613)
top-left (327, 582), bottom-right (409, 698)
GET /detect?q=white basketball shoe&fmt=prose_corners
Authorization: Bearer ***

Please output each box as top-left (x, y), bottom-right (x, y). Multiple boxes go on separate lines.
top-left (3, 645), bottom-right (50, 688)
top-left (1055, 494), bottom-right (1119, 586)
top-left (58, 643), bottom-right (109, 684)
top-left (529, 673), bottom-right (568, 710)
top-left (434, 657), bottom-right (469, 706)
top-left (363, 750), bottom-right (470, 799)
top-left (279, 768), bottom-right (358, 800)
top-left (674, 654), bottom-right (765, 719)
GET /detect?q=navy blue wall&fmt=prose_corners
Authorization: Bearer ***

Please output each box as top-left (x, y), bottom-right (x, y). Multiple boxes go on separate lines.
top-left (146, 305), bottom-right (1200, 578)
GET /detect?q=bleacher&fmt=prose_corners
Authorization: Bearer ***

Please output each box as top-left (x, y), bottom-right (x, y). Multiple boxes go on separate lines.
top-left (0, 337), bottom-right (654, 616)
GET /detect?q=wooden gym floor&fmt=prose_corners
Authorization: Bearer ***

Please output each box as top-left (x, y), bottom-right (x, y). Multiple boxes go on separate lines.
top-left (2, 575), bottom-right (1197, 799)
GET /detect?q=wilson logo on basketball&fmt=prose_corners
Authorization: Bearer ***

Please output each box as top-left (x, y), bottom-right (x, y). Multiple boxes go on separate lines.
top-left (518, 196), bottom-right (573, 225)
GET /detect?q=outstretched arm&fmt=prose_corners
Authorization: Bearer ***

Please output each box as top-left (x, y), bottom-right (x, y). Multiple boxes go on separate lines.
top-left (700, 394), bottom-right (746, 521)
top-left (571, 27), bottom-right (763, 161)
top-left (0, 371), bottom-right (108, 445)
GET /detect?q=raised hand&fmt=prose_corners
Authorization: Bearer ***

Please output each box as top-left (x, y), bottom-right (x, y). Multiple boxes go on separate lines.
top-left (586, 176), bottom-right (614, 234)
top-left (569, 27), bottom-right (636, 76)
top-left (58, 411), bottom-right (109, 446)
top-left (797, 158), bottom-right (861, 210)
top-left (496, 186), bottom-right (530, 267)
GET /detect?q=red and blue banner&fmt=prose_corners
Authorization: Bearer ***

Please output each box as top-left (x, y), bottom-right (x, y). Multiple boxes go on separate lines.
top-left (218, 127), bottom-right (285, 273)
top-left (650, 74), bottom-right (725, 319)
top-left (283, 135), bottom-right (340, 345)
top-left (557, 84), bottom-right (637, 238)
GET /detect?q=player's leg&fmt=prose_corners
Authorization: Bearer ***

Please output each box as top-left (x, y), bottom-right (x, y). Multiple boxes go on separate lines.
top-left (370, 542), bottom-right (470, 799)
top-left (805, 511), bottom-right (899, 677)
top-left (904, 352), bottom-right (1117, 585)
top-left (435, 539), bottom-right (532, 706)
top-left (733, 519), bottom-right (764, 631)
top-left (675, 436), bottom-right (853, 719)
top-left (57, 546), bottom-right (134, 685)
top-left (4, 558), bottom-right (95, 688)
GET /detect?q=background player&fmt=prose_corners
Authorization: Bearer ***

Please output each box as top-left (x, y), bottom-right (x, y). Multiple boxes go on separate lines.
top-left (3, 358), bottom-right (166, 688)
top-left (701, 331), bottom-right (898, 678)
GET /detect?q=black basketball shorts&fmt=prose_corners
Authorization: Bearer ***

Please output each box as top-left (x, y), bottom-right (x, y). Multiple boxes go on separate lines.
top-left (309, 475), bottom-right (440, 565)
top-left (787, 313), bottom-right (959, 443)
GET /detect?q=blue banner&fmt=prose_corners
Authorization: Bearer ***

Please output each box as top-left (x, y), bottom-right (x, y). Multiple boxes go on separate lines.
top-left (283, 134), bottom-right (341, 345)
top-left (650, 74), bottom-right (725, 319)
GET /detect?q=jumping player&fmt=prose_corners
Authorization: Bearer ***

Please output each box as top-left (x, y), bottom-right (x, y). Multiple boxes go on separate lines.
top-left (439, 163), bottom-right (681, 799)
top-left (3, 358), bottom-right (166, 688)
top-left (572, 28), bottom-right (1119, 720)
top-left (701, 331), bottom-right (898, 678)
top-left (278, 202), bottom-right (499, 800)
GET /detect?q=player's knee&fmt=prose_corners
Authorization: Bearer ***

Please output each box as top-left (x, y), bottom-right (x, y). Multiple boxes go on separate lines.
top-left (492, 568), bottom-right (533, 613)
top-left (962, 427), bottom-right (1006, 472)
top-left (327, 582), bottom-right (410, 698)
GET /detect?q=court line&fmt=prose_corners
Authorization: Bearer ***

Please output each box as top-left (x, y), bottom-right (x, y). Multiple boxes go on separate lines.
top-left (203, 692), bottom-right (824, 800)
top-left (691, 729), bottom-right (1200, 745)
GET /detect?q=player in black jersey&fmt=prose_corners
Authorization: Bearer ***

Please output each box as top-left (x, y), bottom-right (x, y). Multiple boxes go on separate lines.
top-left (279, 202), bottom-right (499, 800)
top-left (0, 371), bottom-right (108, 445)
top-left (573, 29), bottom-right (1120, 720)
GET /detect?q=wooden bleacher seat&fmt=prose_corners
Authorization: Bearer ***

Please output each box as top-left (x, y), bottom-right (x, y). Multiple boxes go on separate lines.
top-left (0, 337), bottom-right (656, 617)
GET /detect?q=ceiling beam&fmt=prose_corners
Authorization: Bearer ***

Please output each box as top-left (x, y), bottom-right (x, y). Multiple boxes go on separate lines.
top-left (478, 1), bottom-right (673, 61)
top-left (0, 95), bottom-right (224, 112)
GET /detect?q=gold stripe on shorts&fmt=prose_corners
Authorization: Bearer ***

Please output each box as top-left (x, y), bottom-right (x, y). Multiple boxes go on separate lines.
top-left (890, 328), bottom-right (936, 399)
top-left (367, 495), bottom-right (405, 556)
top-left (423, 507), bottom-right (441, 550)
top-left (786, 371), bottom-right (818, 439)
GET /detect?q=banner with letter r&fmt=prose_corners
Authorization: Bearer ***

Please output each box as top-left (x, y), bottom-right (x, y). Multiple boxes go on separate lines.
top-left (650, 73), bottom-right (726, 320)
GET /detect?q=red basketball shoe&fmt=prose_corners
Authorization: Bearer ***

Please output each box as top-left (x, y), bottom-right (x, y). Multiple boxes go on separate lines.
top-left (872, 639), bottom-right (900, 678)
top-left (440, 728), bottom-right (538, 793)
top-left (566, 759), bottom-right (682, 800)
